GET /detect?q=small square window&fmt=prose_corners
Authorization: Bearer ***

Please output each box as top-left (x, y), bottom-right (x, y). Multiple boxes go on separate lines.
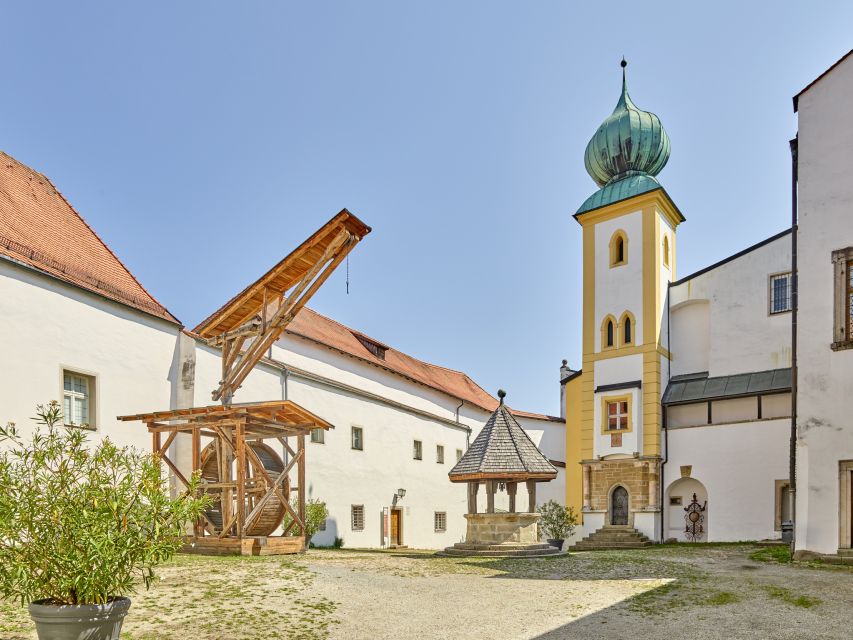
top-left (436, 445), bottom-right (444, 464)
top-left (351, 505), bottom-right (364, 531)
top-left (769, 272), bottom-right (792, 314)
top-left (456, 448), bottom-right (463, 462)
top-left (351, 426), bottom-right (364, 451)
top-left (413, 440), bottom-right (422, 460)
top-left (434, 511), bottom-right (447, 532)
top-left (62, 370), bottom-right (95, 429)
top-left (310, 428), bottom-right (325, 444)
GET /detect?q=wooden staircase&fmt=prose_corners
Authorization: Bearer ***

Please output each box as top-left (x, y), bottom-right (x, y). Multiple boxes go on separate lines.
top-left (571, 525), bottom-right (653, 551)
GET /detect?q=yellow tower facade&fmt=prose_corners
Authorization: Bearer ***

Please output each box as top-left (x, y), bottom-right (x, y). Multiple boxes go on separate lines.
top-left (565, 62), bottom-right (684, 540)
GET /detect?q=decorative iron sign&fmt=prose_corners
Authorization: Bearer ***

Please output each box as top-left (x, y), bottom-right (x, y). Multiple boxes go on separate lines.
top-left (683, 492), bottom-right (707, 541)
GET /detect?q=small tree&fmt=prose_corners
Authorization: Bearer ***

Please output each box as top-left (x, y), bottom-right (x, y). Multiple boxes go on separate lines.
top-left (537, 500), bottom-right (578, 541)
top-left (283, 497), bottom-right (329, 540)
top-left (0, 402), bottom-right (210, 606)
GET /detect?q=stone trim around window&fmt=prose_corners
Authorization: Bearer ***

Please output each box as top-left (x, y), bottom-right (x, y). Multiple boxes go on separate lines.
top-left (831, 247), bottom-right (853, 351)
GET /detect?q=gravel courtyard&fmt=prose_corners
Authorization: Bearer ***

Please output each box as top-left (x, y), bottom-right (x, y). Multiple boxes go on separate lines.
top-left (1, 544), bottom-right (851, 640)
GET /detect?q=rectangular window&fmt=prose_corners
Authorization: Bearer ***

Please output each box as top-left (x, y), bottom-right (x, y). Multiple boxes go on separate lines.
top-left (832, 249), bottom-right (853, 350)
top-left (456, 448), bottom-right (463, 462)
top-left (436, 444), bottom-right (444, 464)
top-left (310, 428), bottom-right (325, 444)
top-left (413, 440), bottom-right (422, 460)
top-left (434, 511), bottom-right (447, 532)
top-left (319, 518), bottom-right (327, 532)
top-left (607, 400), bottom-right (629, 431)
top-left (351, 426), bottom-right (363, 451)
top-left (351, 505), bottom-right (364, 531)
top-left (669, 496), bottom-right (682, 506)
top-left (769, 272), bottom-right (792, 314)
top-left (63, 370), bottom-right (94, 429)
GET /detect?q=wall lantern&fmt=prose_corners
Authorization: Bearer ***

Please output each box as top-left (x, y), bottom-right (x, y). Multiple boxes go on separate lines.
top-left (396, 488), bottom-right (407, 499)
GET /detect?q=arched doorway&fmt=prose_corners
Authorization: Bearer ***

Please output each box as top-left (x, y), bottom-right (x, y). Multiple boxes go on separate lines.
top-left (666, 477), bottom-right (709, 541)
top-left (610, 486), bottom-right (629, 525)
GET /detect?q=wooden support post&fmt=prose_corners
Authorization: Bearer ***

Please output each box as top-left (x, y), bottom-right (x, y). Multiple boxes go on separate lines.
top-left (467, 482), bottom-right (479, 514)
top-left (507, 481), bottom-right (518, 513)
top-left (486, 480), bottom-right (495, 514)
top-left (151, 428), bottom-right (161, 459)
top-left (297, 434), bottom-right (306, 547)
top-left (235, 420), bottom-right (246, 538)
top-left (526, 480), bottom-right (537, 513)
top-left (191, 427), bottom-right (201, 537)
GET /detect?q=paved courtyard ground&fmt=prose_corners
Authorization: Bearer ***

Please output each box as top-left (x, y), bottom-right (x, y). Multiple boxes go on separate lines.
top-left (1, 544), bottom-right (851, 639)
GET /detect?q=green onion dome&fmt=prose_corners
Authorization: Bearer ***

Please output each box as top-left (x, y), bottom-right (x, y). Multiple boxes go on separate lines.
top-left (584, 60), bottom-right (670, 187)
top-left (578, 60), bottom-right (670, 214)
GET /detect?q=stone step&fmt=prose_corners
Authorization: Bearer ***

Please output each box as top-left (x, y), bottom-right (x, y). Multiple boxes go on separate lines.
top-left (572, 541), bottom-right (653, 550)
top-left (570, 526), bottom-right (653, 551)
top-left (837, 548), bottom-right (853, 557)
top-left (580, 532), bottom-right (649, 540)
top-left (441, 546), bottom-right (563, 558)
top-left (452, 543), bottom-right (555, 552)
top-left (818, 554), bottom-right (853, 565)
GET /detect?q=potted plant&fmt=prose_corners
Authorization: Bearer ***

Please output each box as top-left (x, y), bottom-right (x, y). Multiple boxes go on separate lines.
top-left (538, 500), bottom-right (578, 551)
top-left (0, 402), bottom-right (209, 640)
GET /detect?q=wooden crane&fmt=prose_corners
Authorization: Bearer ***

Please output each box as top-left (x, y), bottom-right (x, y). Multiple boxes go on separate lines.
top-left (119, 209), bottom-right (371, 555)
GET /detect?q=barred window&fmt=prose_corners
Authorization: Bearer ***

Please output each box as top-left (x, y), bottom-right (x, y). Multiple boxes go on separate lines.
top-left (413, 440), bottom-right (422, 460)
top-left (832, 249), bottom-right (853, 350)
top-left (351, 505), bottom-right (364, 531)
top-left (319, 518), bottom-right (327, 531)
top-left (436, 444), bottom-right (444, 464)
top-left (769, 272), bottom-right (792, 314)
top-left (434, 511), bottom-right (447, 532)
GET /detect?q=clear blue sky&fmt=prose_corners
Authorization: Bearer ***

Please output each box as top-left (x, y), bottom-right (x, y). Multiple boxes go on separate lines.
top-left (3, 3), bottom-right (851, 415)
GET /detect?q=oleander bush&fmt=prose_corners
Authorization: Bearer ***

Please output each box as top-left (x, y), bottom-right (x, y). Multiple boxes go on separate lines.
top-left (0, 401), bottom-right (210, 606)
top-left (538, 500), bottom-right (578, 541)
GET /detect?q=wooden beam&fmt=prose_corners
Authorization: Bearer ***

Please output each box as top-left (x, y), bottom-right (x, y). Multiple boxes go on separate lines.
top-left (235, 420), bottom-right (246, 538)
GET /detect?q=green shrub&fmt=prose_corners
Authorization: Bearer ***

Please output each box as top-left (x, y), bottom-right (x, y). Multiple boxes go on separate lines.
top-left (0, 402), bottom-right (210, 605)
top-left (282, 498), bottom-right (329, 541)
top-left (537, 500), bottom-right (578, 540)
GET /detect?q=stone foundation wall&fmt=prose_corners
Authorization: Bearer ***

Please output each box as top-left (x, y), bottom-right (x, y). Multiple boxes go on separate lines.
top-left (587, 459), bottom-right (659, 511)
top-left (464, 513), bottom-right (540, 545)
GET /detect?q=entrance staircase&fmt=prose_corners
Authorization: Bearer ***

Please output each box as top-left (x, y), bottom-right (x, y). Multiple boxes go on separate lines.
top-left (570, 525), bottom-right (653, 551)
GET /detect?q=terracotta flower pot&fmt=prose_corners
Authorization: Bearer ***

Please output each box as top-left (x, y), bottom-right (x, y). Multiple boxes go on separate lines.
top-left (28, 597), bottom-right (131, 640)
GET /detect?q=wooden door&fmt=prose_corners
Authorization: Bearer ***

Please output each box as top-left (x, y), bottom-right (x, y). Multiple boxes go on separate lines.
top-left (611, 486), bottom-right (629, 525)
top-left (390, 509), bottom-right (401, 545)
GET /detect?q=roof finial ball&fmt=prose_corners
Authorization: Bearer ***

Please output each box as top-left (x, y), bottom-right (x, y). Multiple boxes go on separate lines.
top-left (497, 389), bottom-right (507, 405)
top-left (621, 57), bottom-right (627, 69)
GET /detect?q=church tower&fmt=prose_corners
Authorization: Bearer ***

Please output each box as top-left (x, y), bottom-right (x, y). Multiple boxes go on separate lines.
top-left (565, 61), bottom-right (684, 541)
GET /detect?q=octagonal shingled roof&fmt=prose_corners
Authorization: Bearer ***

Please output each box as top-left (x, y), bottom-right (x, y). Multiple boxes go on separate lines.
top-left (449, 391), bottom-right (558, 483)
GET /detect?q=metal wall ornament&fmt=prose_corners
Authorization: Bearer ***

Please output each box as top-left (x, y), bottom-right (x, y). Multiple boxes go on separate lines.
top-left (683, 492), bottom-right (707, 541)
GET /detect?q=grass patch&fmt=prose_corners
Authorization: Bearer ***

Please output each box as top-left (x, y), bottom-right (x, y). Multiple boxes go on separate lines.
top-left (704, 590), bottom-right (740, 606)
top-left (763, 585), bottom-right (821, 608)
top-left (749, 546), bottom-right (791, 564)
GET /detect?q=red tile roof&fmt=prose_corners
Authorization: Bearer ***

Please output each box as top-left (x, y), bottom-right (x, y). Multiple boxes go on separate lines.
top-left (0, 151), bottom-right (178, 323)
top-left (285, 307), bottom-right (561, 422)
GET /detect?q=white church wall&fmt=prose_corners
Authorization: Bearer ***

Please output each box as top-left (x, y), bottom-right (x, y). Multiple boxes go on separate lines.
top-left (795, 51), bottom-right (853, 555)
top-left (669, 234), bottom-right (791, 378)
top-left (594, 210), bottom-right (644, 352)
top-left (669, 300), bottom-right (710, 376)
top-left (0, 260), bottom-right (179, 452)
top-left (665, 419), bottom-right (789, 541)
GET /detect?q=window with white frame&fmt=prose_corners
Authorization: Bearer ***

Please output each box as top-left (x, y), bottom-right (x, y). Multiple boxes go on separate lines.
top-left (769, 272), bottom-right (792, 314)
top-left (63, 371), bottom-right (93, 428)
top-left (436, 444), bottom-right (444, 464)
top-left (606, 400), bottom-right (629, 431)
top-left (351, 505), bottom-right (364, 531)
top-left (351, 426), bottom-right (363, 450)
top-left (434, 511), bottom-right (447, 532)
top-left (310, 428), bottom-right (325, 444)
top-left (413, 440), bottom-right (422, 460)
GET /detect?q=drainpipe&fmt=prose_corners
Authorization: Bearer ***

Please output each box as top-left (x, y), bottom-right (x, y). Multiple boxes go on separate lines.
top-left (789, 135), bottom-right (799, 554)
top-left (659, 285), bottom-right (672, 542)
top-left (455, 399), bottom-right (468, 447)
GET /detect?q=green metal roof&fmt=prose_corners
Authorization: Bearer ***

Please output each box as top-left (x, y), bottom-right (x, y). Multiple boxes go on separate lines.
top-left (662, 369), bottom-right (792, 406)
top-left (576, 61), bottom-right (672, 216)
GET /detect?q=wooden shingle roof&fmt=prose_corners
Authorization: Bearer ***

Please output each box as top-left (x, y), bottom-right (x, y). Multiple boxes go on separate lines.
top-left (449, 394), bottom-right (558, 483)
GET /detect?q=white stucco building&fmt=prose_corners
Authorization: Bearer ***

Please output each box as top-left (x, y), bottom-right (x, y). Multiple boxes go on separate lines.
top-left (0, 150), bottom-right (564, 551)
top-left (793, 49), bottom-right (853, 559)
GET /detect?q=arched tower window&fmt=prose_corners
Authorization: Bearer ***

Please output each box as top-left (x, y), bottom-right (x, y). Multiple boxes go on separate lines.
top-left (619, 311), bottom-right (636, 346)
top-left (609, 230), bottom-right (628, 267)
top-left (601, 315), bottom-right (617, 349)
top-left (663, 235), bottom-right (670, 268)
